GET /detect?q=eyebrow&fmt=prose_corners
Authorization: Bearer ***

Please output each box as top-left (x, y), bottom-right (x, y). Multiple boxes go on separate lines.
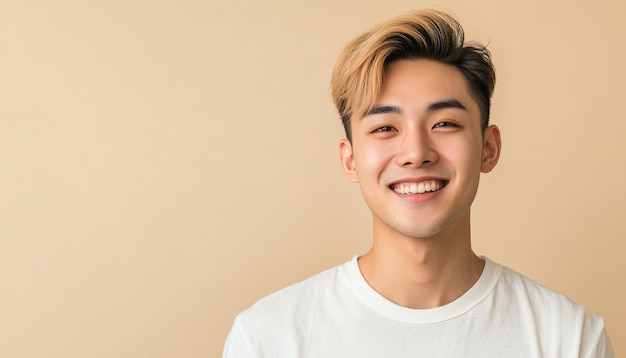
top-left (427, 99), bottom-right (467, 112)
top-left (363, 98), bottom-right (467, 117)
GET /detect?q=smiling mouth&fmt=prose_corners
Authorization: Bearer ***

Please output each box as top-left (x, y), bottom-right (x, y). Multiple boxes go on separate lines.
top-left (391, 180), bottom-right (448, 195)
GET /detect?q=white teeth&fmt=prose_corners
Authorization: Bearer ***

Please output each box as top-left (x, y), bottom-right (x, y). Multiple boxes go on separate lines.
top-left (393, 181), bottom-right (444, 195)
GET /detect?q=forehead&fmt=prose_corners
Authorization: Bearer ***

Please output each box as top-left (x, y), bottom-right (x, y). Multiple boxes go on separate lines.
top-left (376, 59), bottom-right (480, 114)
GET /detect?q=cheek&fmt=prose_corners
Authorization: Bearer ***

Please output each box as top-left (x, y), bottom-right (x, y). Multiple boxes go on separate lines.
top-left (445, 137), bottom-right (484, 173)
top-left (355, 141), bottom-right (392, 177)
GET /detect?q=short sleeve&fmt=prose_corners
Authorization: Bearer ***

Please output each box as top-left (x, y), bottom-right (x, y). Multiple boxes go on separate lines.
top-left (222, 318), bottom-right (254, 358)
top-left (587, 327), bottom-right (615, 358)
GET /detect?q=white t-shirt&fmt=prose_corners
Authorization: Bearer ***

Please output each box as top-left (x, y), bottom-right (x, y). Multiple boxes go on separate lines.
top-left (223, 256), bottom-right (614, 357)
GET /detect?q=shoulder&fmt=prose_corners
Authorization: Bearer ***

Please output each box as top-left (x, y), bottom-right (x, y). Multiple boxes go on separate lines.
top-left (492, 261), bottom-right (611, 356)
top-left (224, 261), bottom-right (349, 356)
top-left (235, 261), bottom-right (346, 329)
top-left (497, 263), bottom-right (596, 316)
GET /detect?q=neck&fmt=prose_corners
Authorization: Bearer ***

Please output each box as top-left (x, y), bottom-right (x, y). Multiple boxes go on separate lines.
top-left (358, 213), bottom-right (484, 309)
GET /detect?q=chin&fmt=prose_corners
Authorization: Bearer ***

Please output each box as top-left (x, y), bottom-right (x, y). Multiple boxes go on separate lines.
top-left (389, 213), bottom-right (467, 240)
top-left (389, 222), bottom-right (448, 240)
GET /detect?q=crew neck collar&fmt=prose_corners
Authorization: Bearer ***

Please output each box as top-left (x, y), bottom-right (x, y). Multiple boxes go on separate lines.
top-left (341, 255), bottom-right (502, 324)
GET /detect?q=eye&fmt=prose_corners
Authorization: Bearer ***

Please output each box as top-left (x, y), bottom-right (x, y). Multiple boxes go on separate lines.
top-left (373, 126), bottom-right (397, 133)
top-left (432, 121), bottom-right (458, 129)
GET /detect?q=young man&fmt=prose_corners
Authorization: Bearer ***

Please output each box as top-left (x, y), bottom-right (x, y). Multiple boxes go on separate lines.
top-left (223, 9), bottom-right (614, 357)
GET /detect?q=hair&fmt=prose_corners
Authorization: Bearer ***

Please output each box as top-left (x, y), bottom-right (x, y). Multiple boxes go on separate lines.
top-left (330, 9), bottom-right (496, 141)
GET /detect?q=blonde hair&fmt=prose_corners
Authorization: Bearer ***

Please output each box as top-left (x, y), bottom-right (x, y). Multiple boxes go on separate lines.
top-left (330, 9), bottom-right (495, 141)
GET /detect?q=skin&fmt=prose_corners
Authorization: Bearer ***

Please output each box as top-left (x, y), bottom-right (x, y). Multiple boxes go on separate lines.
top-left (339, 59), bottom-right (501, 309)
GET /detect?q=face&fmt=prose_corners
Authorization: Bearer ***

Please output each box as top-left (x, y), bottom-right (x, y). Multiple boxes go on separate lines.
top-left (340, 59), bottom-right (501, 241)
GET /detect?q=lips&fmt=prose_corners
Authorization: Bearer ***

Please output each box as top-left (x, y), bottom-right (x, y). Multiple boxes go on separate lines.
top-left (390, 180), bottom-right (448, 194)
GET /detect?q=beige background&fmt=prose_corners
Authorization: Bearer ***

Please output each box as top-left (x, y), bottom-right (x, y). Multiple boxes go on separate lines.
top-left (1, 0), bottom-right (624, 357)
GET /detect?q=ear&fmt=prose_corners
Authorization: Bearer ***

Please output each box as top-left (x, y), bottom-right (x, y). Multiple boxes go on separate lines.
top-left (481, 125), bottom-right (502, 173)
top-left (339, 139), bottom-right (359, 183)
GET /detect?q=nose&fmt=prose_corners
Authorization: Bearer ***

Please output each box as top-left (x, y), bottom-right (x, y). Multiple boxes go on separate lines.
top-left (396, 128), bottom-right (438, 168)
